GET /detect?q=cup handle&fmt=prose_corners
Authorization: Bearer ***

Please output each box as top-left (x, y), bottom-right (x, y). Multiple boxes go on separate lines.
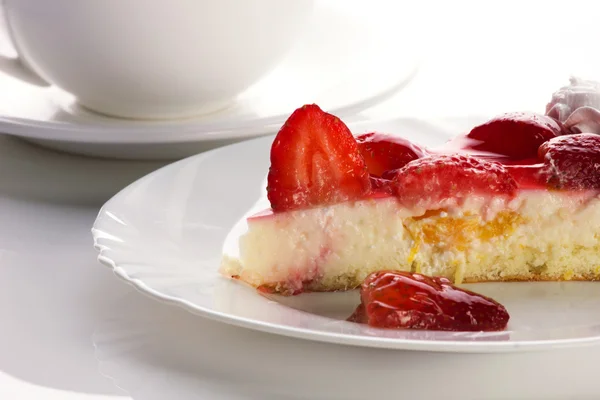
top-left (0, 3), bottom-right (49, 87)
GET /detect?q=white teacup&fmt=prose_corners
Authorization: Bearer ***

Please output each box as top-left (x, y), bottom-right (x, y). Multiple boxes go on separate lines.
top-left (2, 0), bottom-right (315, 120)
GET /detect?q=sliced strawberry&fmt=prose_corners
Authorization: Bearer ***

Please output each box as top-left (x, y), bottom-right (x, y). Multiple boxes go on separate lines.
top-left (538, 133), bottom-right (600, 190)
top-left (267, 104), bottom-right (371, 211)
top-left (356, 132), bottom-right (428, 176)
top-left (466, 112), bottom-right (565, 159)
top-left (392, 154), bottom-right (518, 208)
top-left (348, 270), bottom-right (509, 331)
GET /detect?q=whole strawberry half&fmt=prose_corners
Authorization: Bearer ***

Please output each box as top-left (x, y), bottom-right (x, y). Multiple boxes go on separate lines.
top-left (356, 132), bottom-right (428, 176)
top-left (348, 270), bottom-right (509, 331)
top-left (538, 133), bottom-right (600, 190)
top-left (467, 112), bottom-right (564, 159)
top-left (267, 104), bottom-right (371, 211)
top-left (392, 154), bottom-right (518, 208)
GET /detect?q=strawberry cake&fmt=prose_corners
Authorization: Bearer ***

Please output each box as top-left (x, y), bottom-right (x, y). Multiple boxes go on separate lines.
top-left (220, 83), bottom-right (600, 296)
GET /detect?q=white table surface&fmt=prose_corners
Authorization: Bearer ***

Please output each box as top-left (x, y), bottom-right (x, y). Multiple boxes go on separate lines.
top-left (3, 1), bottom-right (600, 399)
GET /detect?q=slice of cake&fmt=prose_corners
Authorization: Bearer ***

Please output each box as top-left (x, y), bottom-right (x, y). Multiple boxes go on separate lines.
top-left (221, 96), bottom-right (600, 295)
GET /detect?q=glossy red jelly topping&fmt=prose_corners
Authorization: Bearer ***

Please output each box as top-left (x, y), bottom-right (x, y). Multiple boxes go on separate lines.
top-left (370, 112), bottom-right (600, 196)
top-left (266, 104), bottom-right (600, 213)
top-left (354, 111), bottom-right (580, 202)
top-left (348, 271), bottom-right (510, 331)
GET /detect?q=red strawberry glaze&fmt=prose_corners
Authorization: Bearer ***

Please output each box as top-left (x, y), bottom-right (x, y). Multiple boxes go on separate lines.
top-left (503, 163), bottom-right (547, 190)
top-left (433, 134), bottom-right (549, 189)
top-left (253, 132), bottom-right (553, 221)
top-left (262, 105), bottom-right (588, 218)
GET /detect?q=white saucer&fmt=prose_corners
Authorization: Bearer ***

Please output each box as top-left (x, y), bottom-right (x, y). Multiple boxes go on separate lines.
top-left (92, 116), bottom-right (600, 353)
top-left (0, 1), bottom-right (420, 160)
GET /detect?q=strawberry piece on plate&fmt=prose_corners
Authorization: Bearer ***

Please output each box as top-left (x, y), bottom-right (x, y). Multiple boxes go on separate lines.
top-left (392, 154), bottom-right (518, 208)
top-left (467, 112), bottom-right (564, 159)
top-left (538, 133), bottom-right (600, 190)
top-left (267, 104), bottom-right (371, 211)
top-left (356, 132), bottom-right (428, 176)
top-left (348, 270), bottom-right (510, 331)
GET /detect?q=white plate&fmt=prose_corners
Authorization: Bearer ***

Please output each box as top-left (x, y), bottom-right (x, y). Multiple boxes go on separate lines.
top-left (92, 116), bottom-right (600, 353)
top-left (0, 1), bottom-right (420, 160)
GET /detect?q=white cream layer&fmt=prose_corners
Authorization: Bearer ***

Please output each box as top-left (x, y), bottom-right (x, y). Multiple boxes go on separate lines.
top-left (221, 190), bottom-right (600, 292)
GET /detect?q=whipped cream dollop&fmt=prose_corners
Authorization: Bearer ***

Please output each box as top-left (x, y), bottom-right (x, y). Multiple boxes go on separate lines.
top-left (546, 77), bottom-right (600, 134)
